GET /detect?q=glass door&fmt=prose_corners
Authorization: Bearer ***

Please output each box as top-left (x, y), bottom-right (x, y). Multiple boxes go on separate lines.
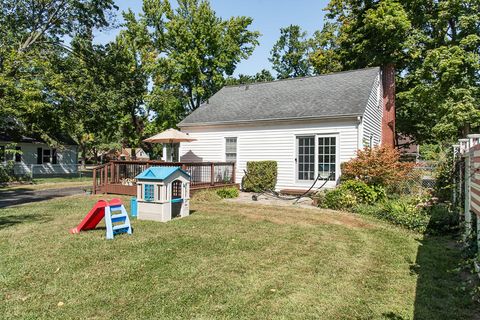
top-left (318, 136), bottom-right (336, 180)
top-left (297, 136), bottom-right (315, 181)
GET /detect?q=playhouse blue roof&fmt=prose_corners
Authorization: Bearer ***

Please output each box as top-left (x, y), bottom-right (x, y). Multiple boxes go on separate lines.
top-left (135, 166), bottom-right (190, 180)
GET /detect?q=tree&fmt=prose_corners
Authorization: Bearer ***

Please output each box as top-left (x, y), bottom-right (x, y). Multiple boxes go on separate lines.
top-left (140, 0), bottom-right (260, 112)
top-left (0, 0), bottom-right (117, 143)
top-left (269, 25), bottom-right (312, 79)
top-left (310, 0), bottom-right (480, 143)
top-left (225, 69), bottom-right (274, 85)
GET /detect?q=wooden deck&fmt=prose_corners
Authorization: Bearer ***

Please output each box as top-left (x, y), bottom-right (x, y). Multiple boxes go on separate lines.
top-left (93, 160), bottom-right (236, 196)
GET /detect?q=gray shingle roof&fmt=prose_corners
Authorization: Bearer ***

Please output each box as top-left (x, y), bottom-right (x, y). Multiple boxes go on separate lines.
top-left (179, 67), bottom-right (380, 126)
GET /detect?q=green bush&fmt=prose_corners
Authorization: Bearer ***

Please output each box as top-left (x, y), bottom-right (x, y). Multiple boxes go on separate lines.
top-left (216, 187), bottom-right (239, 199)
top-left (340, 180), bottom-right (378, 204)
top-left (371, 184), bottom-right (386, 201)
top-left (0, 161), bottom-right (15, 183)
top-left (354, 197), bottom-right (430, 233)
top-left (316, 180), bottom-right (384, 210)
top-left (381, 198), bottom-right (430, 232)
top-left (242, 161), bottom-right (277, 192)
top-left (425, 204), bottom-right (459, 234)
top-left (319, 188), bottom-right (358, 210)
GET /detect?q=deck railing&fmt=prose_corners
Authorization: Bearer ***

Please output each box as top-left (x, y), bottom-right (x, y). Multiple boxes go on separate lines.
top-left (92, 160), bottom-right (236, 195)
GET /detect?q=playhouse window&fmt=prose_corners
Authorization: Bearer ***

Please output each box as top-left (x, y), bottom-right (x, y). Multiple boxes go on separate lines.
top-left (172, 180), bottom-right (182, 199)
top-left (144, 184), bottom-right (154, 202)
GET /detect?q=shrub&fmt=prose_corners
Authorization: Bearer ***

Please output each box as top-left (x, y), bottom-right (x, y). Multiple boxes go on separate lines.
top-left (434, 149), bottom-right (455, 202)
top-left (381, 198), bottom-right (430, 232)
top-left (340, 180), bottom-right (378, 204)
top-left (318, 188), bottom-right (358, 210)
top-left (0, 161), bottom-right (15, 183)
top-left (242, 161), bottom-right (277, 192)
top-left (425, 204), bottom-right (459, 234)
top-left (216, 187), bottom-right (239, 199)
top-left (0, 166), bottom-right (11, 183)
top-left (371, 184), bottom-right (386, 200)
top-left (354, 197), bottom-right (430, 233)
top-left (342, 146), bottom-right (415, 188)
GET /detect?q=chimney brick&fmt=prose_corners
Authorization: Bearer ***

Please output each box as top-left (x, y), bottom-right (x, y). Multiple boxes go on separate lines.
top-left (381, 64), bottom-right (396, 147)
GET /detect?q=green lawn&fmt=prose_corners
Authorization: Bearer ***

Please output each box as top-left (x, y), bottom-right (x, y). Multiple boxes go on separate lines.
top-left (0, 196), bottom-right (478, 319)
top-left (1, 177), bottom-right (92, 191)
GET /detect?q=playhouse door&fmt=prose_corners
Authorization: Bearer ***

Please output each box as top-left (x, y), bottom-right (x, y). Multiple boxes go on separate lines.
top-left (171, 180), bottom-right (183, 218)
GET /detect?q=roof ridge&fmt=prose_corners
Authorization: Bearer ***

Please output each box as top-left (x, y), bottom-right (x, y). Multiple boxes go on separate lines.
top-left (222, 66), bottom-right (380, 89)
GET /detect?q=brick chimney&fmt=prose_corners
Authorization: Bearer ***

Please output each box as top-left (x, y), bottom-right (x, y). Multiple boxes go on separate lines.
top-left (381, 64), bottom-right (396, 147)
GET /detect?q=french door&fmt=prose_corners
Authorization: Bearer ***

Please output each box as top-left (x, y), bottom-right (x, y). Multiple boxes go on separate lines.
top-left (296, 135), bottom-right (338, 182)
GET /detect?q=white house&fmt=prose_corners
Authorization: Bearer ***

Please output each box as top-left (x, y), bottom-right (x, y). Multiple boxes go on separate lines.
top-left (0, 133), bottom-right (78, 176)
top-left (178, 66), bottom-right (396, 191)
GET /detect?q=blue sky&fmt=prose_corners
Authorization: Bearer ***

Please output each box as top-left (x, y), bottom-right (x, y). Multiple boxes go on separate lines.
top-left (94, 0), bottom-right (330, 76)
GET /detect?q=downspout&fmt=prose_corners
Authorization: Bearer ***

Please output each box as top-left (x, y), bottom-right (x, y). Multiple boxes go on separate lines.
top-left (357, 116), bottom-right (363, 150)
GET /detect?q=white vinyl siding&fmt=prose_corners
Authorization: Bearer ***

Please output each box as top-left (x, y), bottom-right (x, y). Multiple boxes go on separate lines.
top-left (0, 142), bottom-right (78, 175)
top-left (179, 119), bottom-right (359, 190)
top-left (362, 71), bottom-right (383, 147)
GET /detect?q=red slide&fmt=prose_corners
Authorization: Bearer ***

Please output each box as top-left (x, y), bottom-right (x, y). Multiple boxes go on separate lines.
top-left (69, 200), bottom-right (109, 234)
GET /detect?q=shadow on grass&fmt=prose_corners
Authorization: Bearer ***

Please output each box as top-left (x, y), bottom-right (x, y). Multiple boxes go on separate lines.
top-left (412, 222), bottom-right (479, 319)
top-left (0, 213), bottom-right (53, 230)
top-left (0, 187), bottom-right (85, 208)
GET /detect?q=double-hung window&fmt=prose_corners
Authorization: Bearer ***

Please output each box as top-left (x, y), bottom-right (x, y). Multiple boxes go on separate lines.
top-left (43, 149), bottom-right (51, 163)
top-left (297, 135), bottom-right (337, 182)
top-left (225, 137), bottom-right (237, 162)
top-left (15, 146), bottom-right (21, 162)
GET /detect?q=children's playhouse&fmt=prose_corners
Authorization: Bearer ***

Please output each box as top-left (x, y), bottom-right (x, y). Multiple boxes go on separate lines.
top-left (135, 166), bottom-right (191, 222)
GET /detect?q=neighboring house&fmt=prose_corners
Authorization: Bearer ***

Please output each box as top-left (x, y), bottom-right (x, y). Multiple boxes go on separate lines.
top-left (0, 133), bottom-right (78, 176)
top-left (100, 147), bottom-right (150, 161)
top-left (119, 148), bottom-right (150, 161)
top-left (178, 66), bottom-right (396, 191)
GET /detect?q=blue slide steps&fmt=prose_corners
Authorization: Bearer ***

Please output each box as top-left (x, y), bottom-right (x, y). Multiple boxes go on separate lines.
top-left (105, 204), bottom-right (133, 240)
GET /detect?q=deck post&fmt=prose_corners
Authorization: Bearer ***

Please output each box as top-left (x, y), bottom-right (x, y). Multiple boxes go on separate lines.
top-left (232, 162), bottom-right (236, 184)
top-left (210, 163), bottom-right (215, 186)
top-left (110, 162), bottom-right (114, 184)
top-left (104, 165), bottom-right (108, 194)
top-left (92, 167), bottom-right (97, 194)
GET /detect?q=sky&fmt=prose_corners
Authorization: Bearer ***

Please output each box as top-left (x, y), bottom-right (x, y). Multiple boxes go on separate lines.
top-left (94, 0), bottom-right (330, 76)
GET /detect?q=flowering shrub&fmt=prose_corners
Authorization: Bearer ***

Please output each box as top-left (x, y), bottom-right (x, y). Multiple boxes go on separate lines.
top-left (342, 146), bottom-right (415, 188)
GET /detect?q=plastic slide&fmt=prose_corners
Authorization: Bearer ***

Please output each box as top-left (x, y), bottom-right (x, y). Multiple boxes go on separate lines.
top-left (69, 200), bottom-right (108, 234)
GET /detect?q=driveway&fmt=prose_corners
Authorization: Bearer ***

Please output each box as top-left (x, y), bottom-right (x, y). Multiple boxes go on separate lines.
top-left (0, 186), bottom-right (87, 208)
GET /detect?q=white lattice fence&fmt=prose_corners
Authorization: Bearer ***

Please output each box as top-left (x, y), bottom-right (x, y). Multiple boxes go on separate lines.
top-left (456, 134), bottom-right (480, 276)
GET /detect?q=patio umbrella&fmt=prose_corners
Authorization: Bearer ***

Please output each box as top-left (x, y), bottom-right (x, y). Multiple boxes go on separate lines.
top-left (143, 128), bottom-right (196, 162)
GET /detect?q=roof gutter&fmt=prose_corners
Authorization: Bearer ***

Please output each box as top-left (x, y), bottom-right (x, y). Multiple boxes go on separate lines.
top-left (178, 113), bottom-right (363, 128)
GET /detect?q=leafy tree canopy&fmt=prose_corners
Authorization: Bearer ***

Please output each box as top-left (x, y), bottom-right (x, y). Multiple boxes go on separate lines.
top-left (224, 69), bottom-right (274, 85)
top-left (269, 24), bottom-right (312, 79)
top-left (139, 0), bottom-right (260, 112)
top-left (309, 0), bottom-right (480, 143)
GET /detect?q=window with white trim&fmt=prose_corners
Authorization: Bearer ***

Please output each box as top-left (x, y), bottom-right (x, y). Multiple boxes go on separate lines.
top-left (225, 137), bottom-right (237, 162)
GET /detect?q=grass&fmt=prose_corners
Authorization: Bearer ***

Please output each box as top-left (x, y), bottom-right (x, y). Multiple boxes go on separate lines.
top-left (1, 177), bottom-right (92, 191)
top-left (0, 196), bottom-right (478, 319)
